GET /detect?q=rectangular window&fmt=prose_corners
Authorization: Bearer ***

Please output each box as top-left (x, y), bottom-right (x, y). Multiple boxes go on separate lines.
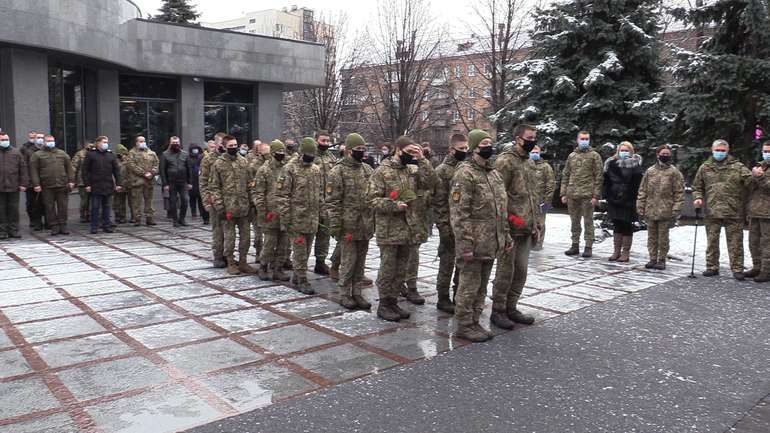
top-left (484, 64), bottom-right (493, 78)
top-left (452, 110), bottom-right (460, 123)
top-left (249, 18), bottom-right (256, 23)
top-left (484, 87), bottom-right (492, 98)
top-left (468, 64), bottom-right (476, 76)
top-left (468, 109), bottom-right (475, 120)
top-left (454, 65), bottom-right (462, 79)
top-left (454, 88), bottom-right (463, 99)
top-left (469, 87), bottom-right (477, 98)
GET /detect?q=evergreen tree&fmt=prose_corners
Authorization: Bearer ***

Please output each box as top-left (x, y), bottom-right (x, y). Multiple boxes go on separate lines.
top-left (493, 0), bottom-right (667, 163)
top-left (154, 0), bottom-right (200, 24)
top-left (667, 0), bottom-right (770, 169)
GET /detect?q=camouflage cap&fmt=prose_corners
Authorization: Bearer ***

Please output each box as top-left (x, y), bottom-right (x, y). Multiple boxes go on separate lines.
top-left (300, 137), bottom-right (317, 154)
top-left (270, 139), bottom-right (285, 154)
top-left (345, 133), bottom-right (366, 148)
top-left (116, 144), bottom-right (128, 155)
top-left (468, 129), bottom-right (492, 152)
top-left (394, 135), bottom-right (415, 150)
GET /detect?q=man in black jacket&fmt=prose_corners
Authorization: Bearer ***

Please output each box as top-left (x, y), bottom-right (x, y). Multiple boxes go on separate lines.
top-left (160, 136), bottom-right (192, 227)
top-left (83, 136), bottom-right (122, 234)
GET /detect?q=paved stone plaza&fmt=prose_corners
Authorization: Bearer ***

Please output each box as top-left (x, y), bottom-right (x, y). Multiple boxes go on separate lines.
top-left (0, 214), bottom-right (753, 433)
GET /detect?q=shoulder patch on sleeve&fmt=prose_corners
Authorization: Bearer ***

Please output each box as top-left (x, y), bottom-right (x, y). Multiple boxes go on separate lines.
top-left (452, 187), bottom-right (461, 202)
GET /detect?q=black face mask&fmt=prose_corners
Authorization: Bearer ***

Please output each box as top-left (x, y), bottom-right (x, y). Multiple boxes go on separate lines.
top-left (274, 153), bottom-right (285, 162)
top-left (170, 144), bottom-right (181, 153)
top-left (226, 147), bottom-right (238, 156)
top-left (658, 155), bottom-right (671, 164)
top-left (352, 149), bottom-right (365, 161)
top-left (287, 146), bottom-right (296, 152)
top-left (477, 146), bottom-right (494, 159)
top-left (302, 154), bottom-right (315, 164)
top-left (522, 139), bottom-right (537, 153)
top-left (454, 150), bottom-right (467, 161)
top-left (318, 144), bottom-right (330, 152)
top-left (399, 152), bottom-right (414, 166)
top-left (217, 146), bottom-right (226, 154)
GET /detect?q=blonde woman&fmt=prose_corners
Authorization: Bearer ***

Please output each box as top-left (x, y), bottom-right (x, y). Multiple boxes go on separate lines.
top-left (603, 141), bottom-right (643, 262)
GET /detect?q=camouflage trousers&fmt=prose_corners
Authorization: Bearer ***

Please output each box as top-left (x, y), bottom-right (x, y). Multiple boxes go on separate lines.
top-left (130, 185), bottom-right (155, 220)
top-left (405, 243), bottom-right (421, 289)
top-left (330, 242), bottom-right (341, 270)
top-left (210, 211), bottom-right (225, 262)
top-left (454, 259), bottom-right (494, 325)
top-left (705, 218), bottom-right (744, 273)
top-left (314, 215), bottom-right (330, 262)
top-left (535, 212), bottom-right (547, 249)
top-left (568, 197), bottom-right (594, 246)
top-left (114, 191), bottom-right (129, 221)
top-left (749, 218), bottom-right (770, 272)
top-left (646, 219), bottom-right (671, 262)
top-left (492, 234), bottom-right (531, 312)
top-left (376, 244), bottom-right (412, 298)
top-left (338, 239), bottom-right (369, 296)
top-left (251, 220), bottom-right (263, 257)
top-left (436, 229), bottom-right (459, 299)
top-left (223, 216), bottom-right (250, 263)
top-left (261, 228), bottom-right (289, 268)
top-left (78, 187), bottom-right (90, 220)
top-left (290, 232), bottom-right (315, 275)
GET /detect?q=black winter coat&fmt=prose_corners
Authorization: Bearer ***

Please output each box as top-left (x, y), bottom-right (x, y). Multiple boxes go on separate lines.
top-left (83, 149), bottom-right (121, 195)
top-left (160, 150), bottom-right (191, 186)
top-left (603, 156), bottom-right (643, 223)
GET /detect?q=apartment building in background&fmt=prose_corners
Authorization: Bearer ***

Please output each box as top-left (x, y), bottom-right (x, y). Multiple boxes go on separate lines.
top-left (202, 5), bottom-right (318, 41)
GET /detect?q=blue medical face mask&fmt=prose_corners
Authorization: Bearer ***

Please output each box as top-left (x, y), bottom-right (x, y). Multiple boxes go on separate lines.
top-left (35, 138), bottom-right (44, 145)
top-left (46, 141), bottom-right (56, 149)
top-left (0, 140), bottom-right (10, 148)
top-left (530, 152), bottom-right (541, 161)
top-left (618, 151), bottom-right (630, 160)
top-left (713, 150), bottom-right (727, 161)
top-left (762, 152), bottom-right (770, 162)
top-left (138, 142), bottom-right (147, 150)
top-left (578, 139), bottom-right (590, 149)
top-left (100, 142), bottom-right (109, 151)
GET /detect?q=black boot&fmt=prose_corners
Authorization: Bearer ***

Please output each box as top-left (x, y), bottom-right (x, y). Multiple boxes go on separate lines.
top-left (508, 308), bottom-right (535, 325)
top-left (377, 297), bottom-right (401, 322)
top-left (565, 243), bottom-right (580, 256)
top-left (314, 261), bottom-right (330, 275)
top-left (436, 295), bottom-right (455, 314)
top-left (490, 310), bottom-right (515, 330)
top-left (744, 268), bottom-right (761, 279)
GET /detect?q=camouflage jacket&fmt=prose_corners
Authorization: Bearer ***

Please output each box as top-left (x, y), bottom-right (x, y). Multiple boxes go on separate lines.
top-left (450, 155), bottom-right (510, 261)
top-left (748, 160), bottom-right (770, 219)
top-left (209, 154), bottom-right (252, 217)
top-left (367, 157), bottom-right (424, 245)
top-left (314, 150), bottom-right (337, 203)
top-left (693, 156), bottom-right (752, 219)
top-left (412, 158), bottom-right (438, 242)
top-left (533, 159), bottom-right (556, 207)
top-left (71, 148), bottom-right (88, 186)
top-left (636, 162), bottom-right (685, 221)
top-left (116, 155), bottom-right (129, 189)
top-left (198, 152), bottom-right (219, 205)
top-left (246, 152), bottom-right (268, 179)
top-left (560, 147), bottom-right (603, 200)
top-left (124, 147), bottom-right (159, 188)
top-left (276, 159), bottom-right (322, 234)
top-left (432, 154), bottom-right (462, 235)
top-left (29, 147), bottom-right (74, 189)
top-left (495, 146), bottom-right (541, 235)
top-left (253, 157), bottom-right (287, 230)
top-left (326, 157), bottom-right (374, 241)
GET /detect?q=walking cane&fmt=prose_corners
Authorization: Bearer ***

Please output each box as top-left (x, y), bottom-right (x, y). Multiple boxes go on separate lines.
top-left (689, 207), bottom-right (701, 279)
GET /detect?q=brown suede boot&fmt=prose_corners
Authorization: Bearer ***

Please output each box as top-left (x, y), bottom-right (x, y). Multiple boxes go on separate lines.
top-left (457, 322), bottom-right (489, 343)
top-left (617, 235), bottom-right (633, 262)
top-left (226, 259), bottom-right (241, 275)
top-left (608, 233), bottom-right (622, 261)
top-left (376, 297), bottom-right (401, 322)
top-left (401, 285), bottom-right (425, 305)
top-left (238, 257), bottom-right (256, 274)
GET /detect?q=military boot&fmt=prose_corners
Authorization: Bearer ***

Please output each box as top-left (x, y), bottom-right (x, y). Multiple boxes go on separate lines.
top-left (744, 268), bottom-right (761, 279)
top-left (653, 260), bottom-right (666, 270)
top-left (314, 261), bottom-right (330, 275)
top-left (283, 260), bottom-right (293, 270)
top-left (490, 310), bottom-right (515, 330)
top-left (238, 257), bottom-right (256, 274)
top-left (474, 323), bottom-right (494, 340)
top-left (436, 294), bottom-right (455, 314)
top-left (226, 259), bottom-right (241, 275)
top-left (702, 269), bottom-right (719, 277)
top-left (456, 322), bottom-right (488, 343)
top-left (272, 265), bottom-right (290, 281)
top-left (733, 272), bottom-right (745, 281)
top-left (352, 294), bottom-right (372, 310)
top-left (401, 285), bottom-right (425, 305)
top-left (338, 289), bottom-right (358, 310)
top-left (754, 272), bottom-right (770, 283)
top-left (257, 264), bottom-right (271, 281)
top-left (565, 243), bottom-right (580, 256)
top-left (146, 217), bottom-right (156, 226)
top-left (508, 308), bottom-right (535, 325)
top-left (608, 234), bottom-right (622, 261)
top-left (644, 258), bottom-right (657, 269)
top-left (376, 297), bottom-right (401, 322)
top-left (296, 275), bottom-right (314, 295)
top-left (213, 257), bottom-right (227, 268)
top-left (392, 301), bottom-right (411, 319)
top-left (329, 266), bottom-right (340, 281)
top-left (617, 235), bottom-right (632, 262)
top-left (581, 246), bottom-right (592, 258)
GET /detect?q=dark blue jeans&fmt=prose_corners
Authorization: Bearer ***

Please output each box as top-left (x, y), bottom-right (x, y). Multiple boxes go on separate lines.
top-left (90, 194), bottom-right (112, 230)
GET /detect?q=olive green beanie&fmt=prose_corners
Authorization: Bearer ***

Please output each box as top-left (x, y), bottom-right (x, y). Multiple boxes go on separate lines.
top-left (468, 129), bottom-right (492, 152)
top-left (270, 139), bottom-right (285, 154)
top-left (345, 133), bottom-right (366, 148)
top-left (300, 137), bottom-right (317, 154)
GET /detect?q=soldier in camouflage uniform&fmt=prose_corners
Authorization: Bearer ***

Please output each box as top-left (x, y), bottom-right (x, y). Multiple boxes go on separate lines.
top-left (560, 131), bottom-right (604, 257)
top-left (746, 141), bottom-right (770, 283)
top-left (402, 150), bottom-right (437, 305)
top-left (431, 133), bottom-right (469, 313)
top-left (201, 133), bottom-right (226, 268)
top-left (368, 136), bottom-right (426, 322)
top-left (312, 130), bottom-right (336, 275)
top-left (530, 145), bottom-right (555, 251)
top-left (209, 135), bottom-right (255, 275)
top-left (114, 144), bottom-right (131, 224)
top-left (449, 131), bottom-right (510, 343)
top-left (693, 139), bottom-right (753, 280)
top-left (71, 141), bottom-right (94, 223)
top-left (247, 140), bottom-right (269, 263)
top-left (327, 133), bottom-right (374, 310)
top-left (490, 126), bottom-right (539, 330)
top-left (124, 136), bottom-right (159, 226)
top-left (254, 140), bottom-right (290, 282)
top-left (636, 145), bottom-right (685, 270)
top-left (276, 138), bottom-right (322, 294)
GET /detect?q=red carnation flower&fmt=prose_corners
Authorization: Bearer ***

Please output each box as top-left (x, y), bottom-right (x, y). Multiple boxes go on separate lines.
top-left (294, 236), bottom-right (306, 245)
top-left (389, 190), bottom-right (399, 201)
top-left (225, 212), bottom-right (233, 221)
top-left (265, 212), bottom-right (275, 222)
top-left (508, 214), bottom-right (525, 228)
top-left (344, 233), bottom-right (353, 242)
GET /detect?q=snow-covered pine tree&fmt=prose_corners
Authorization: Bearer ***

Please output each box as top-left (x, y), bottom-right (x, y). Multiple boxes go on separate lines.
top-left (493, 0), bottom-right (668, 163)
top-left (667, 0), bottom-right (770, 167)
top-left (154, 0), bottom-right (201, 24)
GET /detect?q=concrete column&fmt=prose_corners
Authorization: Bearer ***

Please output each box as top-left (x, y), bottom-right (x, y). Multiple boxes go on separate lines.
top-left (180, 77), bottom-right (204, 146)
top-left (0, 48), bottom-right (50, 144)
top-left (257, 82), bottom-right (284, 142)
top-left (96, 69), bottom-right (120, 144)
